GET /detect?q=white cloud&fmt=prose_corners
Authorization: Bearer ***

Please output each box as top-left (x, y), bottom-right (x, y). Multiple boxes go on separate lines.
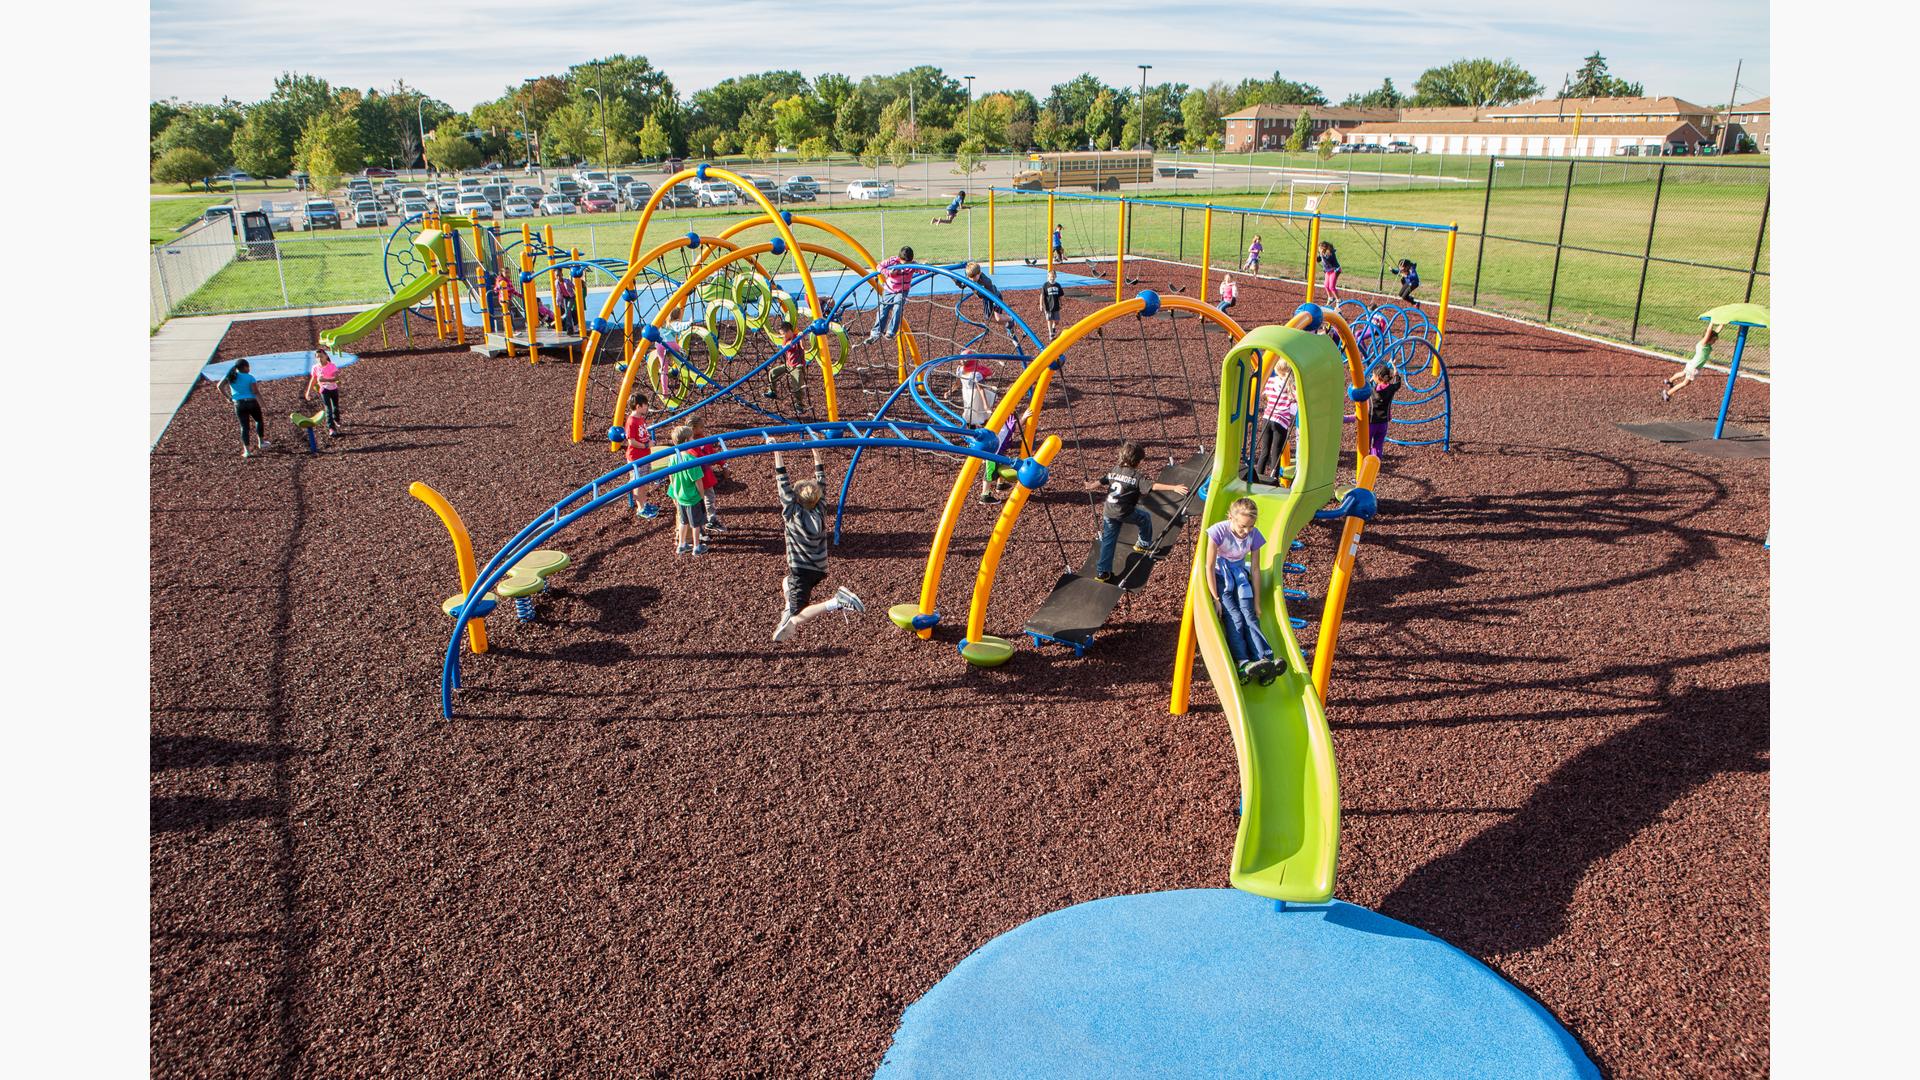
top-left (151, 0), bottom-right (1768, 108)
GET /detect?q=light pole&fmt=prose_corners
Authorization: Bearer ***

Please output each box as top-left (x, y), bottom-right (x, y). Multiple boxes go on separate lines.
top-left (1138, 64), bottom-right (1152, 150)
top-left (416, 96), bottom-right (427, 173)
top-left (583, 85), bottom-right (608, 169)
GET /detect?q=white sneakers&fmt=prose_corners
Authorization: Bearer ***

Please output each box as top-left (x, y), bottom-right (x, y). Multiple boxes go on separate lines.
top-left (772, 612), bottom-right (796, 642)
top-left (833, 587), bottom-right (865, 613)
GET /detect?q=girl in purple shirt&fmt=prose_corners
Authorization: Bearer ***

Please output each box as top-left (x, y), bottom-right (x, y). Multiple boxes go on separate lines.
top-left (1206, 497), bottom-right (1281, 684)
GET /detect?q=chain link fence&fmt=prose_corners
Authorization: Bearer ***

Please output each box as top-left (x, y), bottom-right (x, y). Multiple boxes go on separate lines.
top-left (150, 218), bottom-right (238, 328)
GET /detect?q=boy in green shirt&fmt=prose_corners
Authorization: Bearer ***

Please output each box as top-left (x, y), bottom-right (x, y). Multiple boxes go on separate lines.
top-left (666, 424), bottom-right (709, 555)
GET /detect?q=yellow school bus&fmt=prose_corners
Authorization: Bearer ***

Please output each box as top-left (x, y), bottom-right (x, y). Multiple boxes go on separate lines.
top-left (1011, 150), bottom-right (1156, 191)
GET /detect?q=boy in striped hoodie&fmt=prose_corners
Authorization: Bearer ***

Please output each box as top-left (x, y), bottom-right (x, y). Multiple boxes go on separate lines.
top-left (771, 446), bottom-right (864, 642)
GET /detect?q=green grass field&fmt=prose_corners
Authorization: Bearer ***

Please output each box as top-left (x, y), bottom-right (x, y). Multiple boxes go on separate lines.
top-left (168, 176), bottom-right (1766, 368)
top-left (151, 197), bottom-right (226, 244)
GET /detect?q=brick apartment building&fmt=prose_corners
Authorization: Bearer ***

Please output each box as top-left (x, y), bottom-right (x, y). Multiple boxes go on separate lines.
top-left (1324, 96), bottom-right (1761, 157)
top-left (1222, 104), bottom-right (1398, 151)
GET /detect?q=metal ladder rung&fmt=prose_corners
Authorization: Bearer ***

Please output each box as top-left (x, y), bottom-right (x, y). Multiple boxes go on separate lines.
top-left (1288, 617), bottom-right (1309, 630)
top-left (1283, 562), bottom-right (1308, 575)
top-left (1282, 588), bottom-right (1309, 601)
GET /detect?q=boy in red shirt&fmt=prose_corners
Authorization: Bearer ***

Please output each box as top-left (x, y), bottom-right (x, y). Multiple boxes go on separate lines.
top-left (621, 390), bottom-right (660, 519)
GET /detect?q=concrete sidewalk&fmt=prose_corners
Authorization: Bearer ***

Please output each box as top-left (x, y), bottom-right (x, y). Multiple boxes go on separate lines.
top-left (150, 305), bottom-right (365, 447)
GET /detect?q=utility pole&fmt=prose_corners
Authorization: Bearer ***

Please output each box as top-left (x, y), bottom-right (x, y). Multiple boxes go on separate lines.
top-left (1722, 59), bottom-right (1743, 152)
top-left (1138, 64), bottom-right (1153, 149)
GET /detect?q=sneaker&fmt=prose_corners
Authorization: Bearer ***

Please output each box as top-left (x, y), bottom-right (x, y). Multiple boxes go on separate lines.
top-left (1094, 571), bottom-right (1116, 584)
top-left (1660, 386), bottom-right (1671, 403)
top-left (772, 612), bottom-right (796, 642)
top-left (1132, 540), bottom-right (1155, 554)
top-left (978, 492), bottom-right (998, 504)
top-left (638, 504), bottom-right (660, 519)
top-left (1237, 660), bottom-right (1257, 685)
top-left (1255, 658), bottom-right (1283, 686)
top-left (691, 543), bottom-right (709, 556)
top-left (833, 586), bottom-right (865, 613)
top-left (257, 439), bottom-right (271, 450)
top-left (241, 446), bottom-right (250, 458)
top-left (706, 516), bottom-right (728, 533)
top-left (676, 543), bottom-right (692, 555)
top-left (763, 389), bottom-right (777, 398)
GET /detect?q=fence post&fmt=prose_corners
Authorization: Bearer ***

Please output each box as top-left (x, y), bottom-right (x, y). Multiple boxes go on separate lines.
top-left (1629, 162), bottom-right (1668, 342)
top-left (274, 243), bottom-right (291, 307)
top-left (1471, 156), bottom-right (1494, 305)
top-left (1544, 158), bottom-right (1576, 322)
top-left (1178, 206), bottom-right (1185, 264)
top-left (988, 190), bottom-right (996, 269)
top-left (1744, 189), bottom-right (1770, 302)
top-left (155, 248), bottom-right (173, 314)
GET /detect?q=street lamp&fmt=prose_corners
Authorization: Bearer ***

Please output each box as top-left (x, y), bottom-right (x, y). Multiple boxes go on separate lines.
top-left (416, 95), bottom-right (427, 172)
top-left (1138, 64), bottom-right (1153, 150)
top-left (583, 85), bottom-right (609, 170)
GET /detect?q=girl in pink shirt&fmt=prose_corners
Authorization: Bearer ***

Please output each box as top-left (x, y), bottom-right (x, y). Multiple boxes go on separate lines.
top-left (304, 347), bottom-right (343, 436)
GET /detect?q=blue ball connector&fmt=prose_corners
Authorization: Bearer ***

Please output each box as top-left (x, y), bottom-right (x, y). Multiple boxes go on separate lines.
top-left (1016, 457), bottom-right (1051, 490)
top-left (1137, 289), bottom-right (1161, 318)
top-left (1294, 303), bottom-right (1324, 331)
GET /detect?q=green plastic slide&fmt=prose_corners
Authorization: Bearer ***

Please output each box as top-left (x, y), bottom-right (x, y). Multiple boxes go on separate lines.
top-left (1188, 325), bottom-right (1349, 903)
top-left (318, 271), bottom-right (451, 351)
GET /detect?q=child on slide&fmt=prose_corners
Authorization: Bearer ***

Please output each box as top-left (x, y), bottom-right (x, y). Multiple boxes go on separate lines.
top-left (770, 446), bottom-right (864, 642)
top-left (1206, 497), bottom-right (1282, 685)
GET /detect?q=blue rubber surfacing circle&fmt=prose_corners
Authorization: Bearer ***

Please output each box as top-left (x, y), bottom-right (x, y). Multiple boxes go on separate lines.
top-left (878, 889), bottom-right (1598, 1079)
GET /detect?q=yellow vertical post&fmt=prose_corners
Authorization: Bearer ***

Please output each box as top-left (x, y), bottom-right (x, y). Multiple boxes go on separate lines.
top-left (1433, 221), bottom-right (1458, 373)
top-left (1169, 530), bottom-right (1206, 715)
top-left (1306, 214), bottom-right (1322, 306)
top-left (962, 434), bottom-right (1063, 653)
top-left (988, 189), bottom-right (996, 271)
top-left (1046, 193), bottom-right (1056, 277)
top-left (1200, 206), bottom-right (1213, 302)
top-left (1114, 198), bottom-right (1126, 304)
top-left (1310, 454), bottom-right (1381, 698)
top-left (521, 224), bottom-right (540, 364)
top-left (445, 234), bottom-right (466, 346)
top-left (408, 482), bottom-right (489, 655)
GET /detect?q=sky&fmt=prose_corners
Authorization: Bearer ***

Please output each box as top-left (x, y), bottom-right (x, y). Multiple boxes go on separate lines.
top-left (151, 0), bottom-right (1769, 110)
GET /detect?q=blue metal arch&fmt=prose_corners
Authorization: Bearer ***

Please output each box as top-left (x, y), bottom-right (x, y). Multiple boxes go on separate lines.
top-left (440, 420), bottom-right (1027, 717)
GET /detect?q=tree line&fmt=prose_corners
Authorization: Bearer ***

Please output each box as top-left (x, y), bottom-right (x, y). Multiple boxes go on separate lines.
top-left (151, 53), bottom-right (1645, 186)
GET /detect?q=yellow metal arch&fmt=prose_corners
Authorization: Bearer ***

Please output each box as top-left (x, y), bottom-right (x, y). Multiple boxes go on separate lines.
top-left (911, 293), bottom-right (1248, 640)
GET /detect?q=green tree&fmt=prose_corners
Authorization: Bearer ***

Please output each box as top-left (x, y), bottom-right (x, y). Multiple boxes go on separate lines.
top-left (152, 147), bottom-right (217, 186)
top-left (636, 111), bottom-right (672, 159)
top-left (1412, 58), bottom-right (1543, 107)
top-left (297, 111), bottom-right (364, 190)
top-left (1342, 78), bottom-right (1404, 109)
top-left (423, 122), bottom-right (480, 174)
top-left (1043, 73), bottom-right (1111, 147)
top-left (1285, 108), bottom-right (1313, 152)
top-left (153, 105), bottom-right (240, 170)
top-left (832, 93), bottom-right (876, 153)
top-left (1033, 110), bottom-right (1069, 151)
top-left (1564, 52), bottom-right (1644, 98)
top-left (796, 135), bottom-right (831, 160)
top-left (1085, 89), bottom-right (1117, 149)
top-left (1181, 87), bottom-right (1224, 148)
top-left (230, 113), bottom-right (293, 178)
top-left (151, 100), bottom-right (185, 139)
top-left (771, 93), bottom-right (821, 147)
top-left (1235, 72), bottom-right (1327, 108)
top-left (1317, 132), bottom-right (1337, 160)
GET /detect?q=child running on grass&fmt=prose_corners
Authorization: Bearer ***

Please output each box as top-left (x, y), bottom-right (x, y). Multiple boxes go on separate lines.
top-left (1205, 497), bottom-right (1281, 685)
top-left (1364, 362), bottom-right (1401, 459)
top-left (1217, 274), bottom-right (1239, 314)
top-left (1087, 441), bottom-right (1190, 584)
top-left (622, 389), bottom-right (660, 519)
top-left (932, 190), bottom-right (966, 224)
top-left (1663, 323), bottom-right (1723, 403)
top-left (665, 424), bottom-right (708, 555)
top-left (303, 346), bottom-right (343, 437)
top-left (1317, 241), bottom-right (1343, 303)
top-left (689, 416), bottom-right (727, 533)
top-left (1243, 235), bottom-right (1263, 274)
top-left (1394, 259), bottom-right (1420, 307)
top-left (1041, 270), bottom-right (1066, 339)
top-left (770, 446), bottom-right (864, 642)
top-left (222, 359), bottom-right (269, 458)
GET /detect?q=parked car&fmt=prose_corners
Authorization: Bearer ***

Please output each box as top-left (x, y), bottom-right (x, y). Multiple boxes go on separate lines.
top-left (574, 169), bottom-right (609, 186)
top-left (610, 173), bottom-right (636, 190)
top-left (397, 187), bottom-right (427, 204)
top-left (364, 166), bottom-right (395, 178)
top-left (741, 175), bottom-right (781, 202)
top-left (353, 200), bottom-right (388, 228)
top-left (214, 169), bottom-right (252, 183)
top-left (302, 199), bottom-right (341, 229)
top-left (846, 179), bottom-right (895, 200)
top-left (539, 193), bottom-right (578, 215)
top-left (480, 183), bottom-right (511, 209)
top-left (553, 177), bottom-right (584, 201)
top-left (514, 184), bottom-right (544, 199)
top-left (783, 174), bottom-right (821, 197)
top-left (201, 204), bottom-right (237, 229)
top-left (623, 181), bottom-right (654, 208)
top-left (456, 192), bottom-right (494, 221)
top-left (695, 182), bottom-right (740, 207)
top-left (1386, 141), bottom-right (1417, 153)
top-left (458, 176), bottom-right (484, 190)
top-left (483, 161), bottom-right (505, 172)
top-left (261, 201), bottom-right (296, 232)
top-left (399, 199), bottom-right (432, 217)
top-left (435, 189), bottom-right (461, 213)
top-left (581, 190), bottom-right (618, 213)
top-left (503, 196), bottom-right (537, 219)
top-left (662, 182), bottom-right (700, 208)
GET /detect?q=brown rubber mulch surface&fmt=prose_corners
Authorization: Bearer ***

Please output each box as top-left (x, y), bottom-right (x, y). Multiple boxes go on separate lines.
top-left (152, 264), bottom-right (1769, 1078)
